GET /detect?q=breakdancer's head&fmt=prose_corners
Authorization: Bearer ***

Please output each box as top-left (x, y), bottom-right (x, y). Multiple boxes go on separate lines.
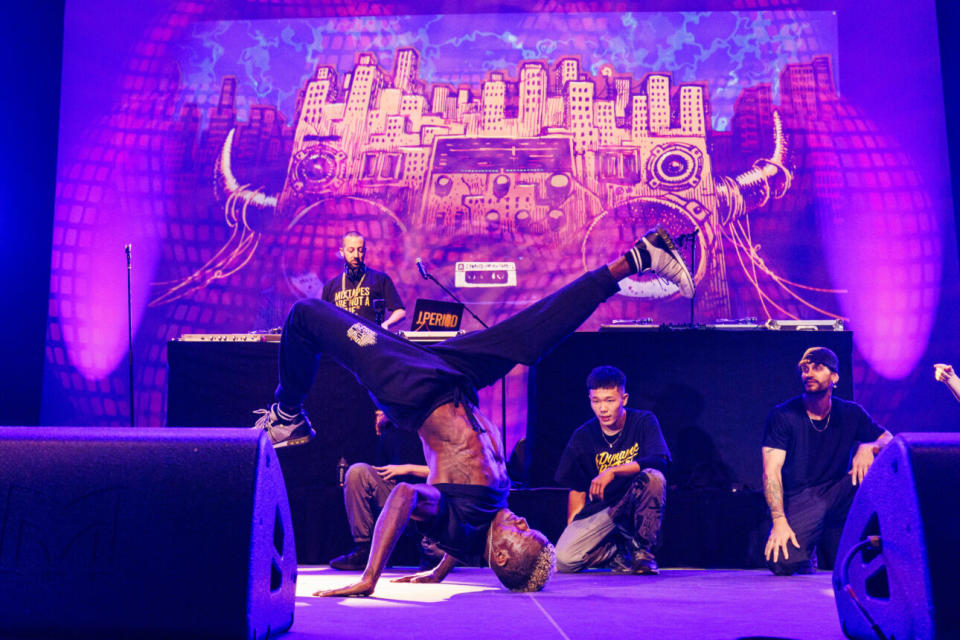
top-left (486, 508), bottom-right (556, 592)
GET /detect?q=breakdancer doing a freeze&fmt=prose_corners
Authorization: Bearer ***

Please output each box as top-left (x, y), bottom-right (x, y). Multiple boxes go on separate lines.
top-left (253, 226), bottom-right (695, 595)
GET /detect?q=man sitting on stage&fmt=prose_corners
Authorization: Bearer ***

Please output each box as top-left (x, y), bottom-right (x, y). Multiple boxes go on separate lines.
top-left (253, 226), bottom-right (694, 595)
top-left (762, 347), bottom-right (892, 575)
top-left (554, 366), bottom-right (670, 575)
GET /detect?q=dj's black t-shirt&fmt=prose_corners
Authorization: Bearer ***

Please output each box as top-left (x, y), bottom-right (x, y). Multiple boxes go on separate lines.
top-left (762, 396), bottom-right (884, 496)
top-left (320, 267), bottom-right (403, 324)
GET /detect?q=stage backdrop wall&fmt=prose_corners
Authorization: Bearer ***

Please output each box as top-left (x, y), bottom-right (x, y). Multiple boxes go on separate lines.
top-left (44, 1), bottom-right (960, 457)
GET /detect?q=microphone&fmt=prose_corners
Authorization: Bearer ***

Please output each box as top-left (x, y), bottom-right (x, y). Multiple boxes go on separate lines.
top-left (416, 257), bottom-right (429, 280)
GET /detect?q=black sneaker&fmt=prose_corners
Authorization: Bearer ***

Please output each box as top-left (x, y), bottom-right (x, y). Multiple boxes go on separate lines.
top-left (611, 548), bottom-right (659, 575)
top-left (608, 553), bottom-right (632, 573)
top-left (631, 225), bottom-right (695, 299)
top-left (330, 545), bottom-right (370, 571)
top-left (629, 548), bottom-right (659, 575)
top-left (252, 403), bottom-right (316, 448)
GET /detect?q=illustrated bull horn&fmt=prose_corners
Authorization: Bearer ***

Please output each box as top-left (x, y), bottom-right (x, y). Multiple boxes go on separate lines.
top-left (150, 128), bottom-right (275, 306)
top-left (216, 128), bottom-right (279, 219)
top-left (715, 110), bottom-right (792, 225)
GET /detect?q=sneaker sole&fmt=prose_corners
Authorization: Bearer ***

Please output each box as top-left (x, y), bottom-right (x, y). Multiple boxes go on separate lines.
top-left (611, 565), bottom-right (659, 575)
top-left (273, 429), bottom-right (317, 449)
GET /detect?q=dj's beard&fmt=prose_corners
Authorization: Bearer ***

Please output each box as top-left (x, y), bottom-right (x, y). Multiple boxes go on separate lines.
top-left (344, 261), bottom-right (366, 281)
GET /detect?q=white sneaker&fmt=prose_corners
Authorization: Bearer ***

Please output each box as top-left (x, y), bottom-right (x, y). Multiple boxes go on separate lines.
top-left (252, 403), bottom-right (316, 448)
top-left (637, 225), bottom-right (695, 299)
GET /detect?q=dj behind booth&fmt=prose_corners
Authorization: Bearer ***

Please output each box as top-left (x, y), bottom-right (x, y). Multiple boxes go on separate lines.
top-left (168, 287), bottom-right (851, 568)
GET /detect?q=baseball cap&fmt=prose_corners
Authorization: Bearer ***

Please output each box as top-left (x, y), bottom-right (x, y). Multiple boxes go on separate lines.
top-left (798, 346), bottom-right (839, 372)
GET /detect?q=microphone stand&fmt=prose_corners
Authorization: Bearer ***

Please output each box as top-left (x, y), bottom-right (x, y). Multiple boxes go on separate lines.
top-left (125, 244), bottom-right (135, 427)
top-left (419, 266), bottom-right (508, 454)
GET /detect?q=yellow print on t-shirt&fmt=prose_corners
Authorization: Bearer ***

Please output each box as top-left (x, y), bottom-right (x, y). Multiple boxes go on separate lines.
top-left (334, 286), bottom-right (371, 315)
top-left (595, 442), bottom-right (639, 473)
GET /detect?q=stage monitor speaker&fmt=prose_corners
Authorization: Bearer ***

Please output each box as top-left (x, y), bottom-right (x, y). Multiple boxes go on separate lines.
top-left (833, 433), bottom-right (960, 640)
top-left (0, 427), bottom-right (296, 639)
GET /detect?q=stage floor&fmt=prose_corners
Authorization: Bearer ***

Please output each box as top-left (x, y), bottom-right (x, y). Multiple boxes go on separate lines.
top-left (288, 566), bottom-right (845, 639)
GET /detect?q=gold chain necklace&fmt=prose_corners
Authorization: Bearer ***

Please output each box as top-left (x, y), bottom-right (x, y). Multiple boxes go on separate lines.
top-left (341, 271), bottom-right (367, 301)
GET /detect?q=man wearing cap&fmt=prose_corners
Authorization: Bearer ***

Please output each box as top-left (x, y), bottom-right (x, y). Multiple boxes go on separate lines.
top-left (761, 347), bottom-right (892, 575)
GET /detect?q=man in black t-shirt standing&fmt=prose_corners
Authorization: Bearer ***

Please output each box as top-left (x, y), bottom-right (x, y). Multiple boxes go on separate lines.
top-left (321, 231), bottom-right (406, 330)
top-left (762, 347), bottom-right (892, 575)
top-left (554, 366), bottom-right (671, 574)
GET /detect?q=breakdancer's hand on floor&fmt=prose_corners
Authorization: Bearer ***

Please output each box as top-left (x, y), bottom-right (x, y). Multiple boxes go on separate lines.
top-left (392, 554), bottom-right (457, 584)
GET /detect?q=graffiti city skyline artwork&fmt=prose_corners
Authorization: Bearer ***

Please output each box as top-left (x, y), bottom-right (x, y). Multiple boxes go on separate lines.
top-left (160, 34), bottom-right (835, 325)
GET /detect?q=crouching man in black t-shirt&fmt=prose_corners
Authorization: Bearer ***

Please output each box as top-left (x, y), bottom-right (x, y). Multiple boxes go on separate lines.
top-left (762, 347), bottom-right (892, 575)
top-left (554, 366), bottom-right (671, 575)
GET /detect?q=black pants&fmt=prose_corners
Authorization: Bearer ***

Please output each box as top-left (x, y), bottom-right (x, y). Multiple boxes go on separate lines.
top-left (768, 475), bottom-right (857, 575)
top-left (276, 266), bottom-right (621, 432)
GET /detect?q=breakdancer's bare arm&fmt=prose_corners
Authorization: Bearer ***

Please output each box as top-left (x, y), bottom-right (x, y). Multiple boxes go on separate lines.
top-left (315, 482), bottom-right (441, 597)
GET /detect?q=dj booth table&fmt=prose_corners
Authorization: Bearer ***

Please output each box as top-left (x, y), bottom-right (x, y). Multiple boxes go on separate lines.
top-left (167, 328), bottom-right (852, 567)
